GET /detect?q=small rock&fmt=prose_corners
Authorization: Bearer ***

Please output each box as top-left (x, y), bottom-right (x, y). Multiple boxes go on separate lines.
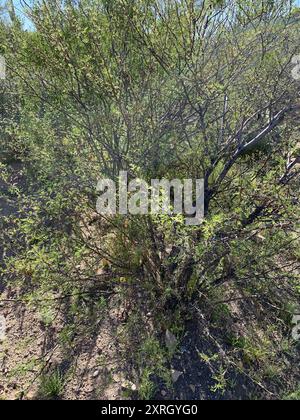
top-left (189, 384), bottom-right (196, 393)
top-left (121, 380), bottom-right (137, 392)
top-left (161, 390), bottom-right (167, 397)
top-left (171, 369), bottom-right (183, 383)
top-left (92, 370), bottom-right (100, 378)
top-left (165, 330), bottom-right (177, 352)
top-left (166, 246), bottom-right (173, 255)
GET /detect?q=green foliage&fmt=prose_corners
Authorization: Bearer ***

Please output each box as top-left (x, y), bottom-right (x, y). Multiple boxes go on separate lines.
top-left (138, 368), bottom-right (157, 400)
top-left (39, 369), bottom-right (65, 399)
top-left (0, 0), bottom-right (299, 401)
top-left (211, 367), bottom-right (228, 395)
top-left (211, 304), bottom-right (232, 325)
top-left (138, 337), bottom-right (171, 387)
top-left (283, 386), bottom-right (300, 400)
